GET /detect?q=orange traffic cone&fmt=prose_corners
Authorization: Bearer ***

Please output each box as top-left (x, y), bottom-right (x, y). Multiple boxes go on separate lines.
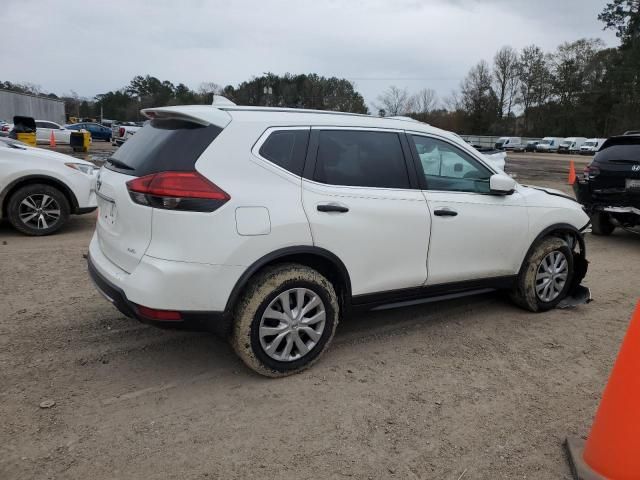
top-left (565, 301), bottom-right (640, 479)
top-left (49, 130), bottom-right (56, 148)
top-left (568, 160), bottom-right (576, 185)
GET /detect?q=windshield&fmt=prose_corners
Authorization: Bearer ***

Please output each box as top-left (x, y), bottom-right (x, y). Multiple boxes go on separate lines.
top-left (540, 139), bottom-right (552, 145)
top-left (584, 141), bottom-right (596, 147)
top-left (560, 140), bottom-right (571, 146)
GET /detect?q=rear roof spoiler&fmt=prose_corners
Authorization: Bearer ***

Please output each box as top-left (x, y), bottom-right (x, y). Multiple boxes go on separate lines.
top-left (141, 106), bottom-right (232, 129)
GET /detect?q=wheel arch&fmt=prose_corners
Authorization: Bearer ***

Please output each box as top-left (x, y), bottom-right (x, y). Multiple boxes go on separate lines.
top-left (518, 222), bottom-right (588, 286)
top-left (0, 175), bottom-right (79, 218)
top-left (225, 246), bottom-right (352, 315)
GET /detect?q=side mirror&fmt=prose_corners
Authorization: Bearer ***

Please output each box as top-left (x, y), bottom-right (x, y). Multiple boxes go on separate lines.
top-left (489, 173), bottom-right (516, 195)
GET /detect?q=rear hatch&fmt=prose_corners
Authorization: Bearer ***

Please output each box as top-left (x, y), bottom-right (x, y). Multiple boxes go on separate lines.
top-left (588, 136), bottom-right (640, 207)
top-left (96, 112), bottom-right (227, 272)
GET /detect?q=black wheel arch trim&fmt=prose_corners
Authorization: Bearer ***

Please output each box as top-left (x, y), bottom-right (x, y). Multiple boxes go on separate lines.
top-left (224, 246), bottom-right (353, 315)
top-left (0, 174), bottom-right (80, 218)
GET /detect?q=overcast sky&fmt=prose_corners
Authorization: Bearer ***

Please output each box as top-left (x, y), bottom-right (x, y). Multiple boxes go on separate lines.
top-left (0, 0), bottom-right (618, 110)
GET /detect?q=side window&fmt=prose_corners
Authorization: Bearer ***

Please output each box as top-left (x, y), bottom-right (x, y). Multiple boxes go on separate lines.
top-left (35, 121), bottom-right (46, 128)
top-left (313, 130), bottom-right (410, 189)
top-left (410, 135), bottom-right (492, 193)
top-left (259, 129), bottom-right (309, 176)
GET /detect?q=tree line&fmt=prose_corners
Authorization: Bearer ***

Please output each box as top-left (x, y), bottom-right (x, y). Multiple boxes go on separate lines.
top-left (377, 1), bottom-right (640, 137)
top-left (1, 73), bottom-right (368, 121)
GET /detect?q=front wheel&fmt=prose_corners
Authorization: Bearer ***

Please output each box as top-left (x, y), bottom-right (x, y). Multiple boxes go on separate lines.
top-left (231, 263), bottom-right (339, 377)
top-left (7, 184), bottom-right (70, 236)
top-left (511, 237), bottom-right (574, 312)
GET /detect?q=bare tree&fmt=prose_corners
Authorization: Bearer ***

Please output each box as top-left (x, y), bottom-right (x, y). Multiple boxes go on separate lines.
top-left (518, 45), bottom-right (553, 130)
top-left (493, 46), bottom-right (520, 118)
top-left (407, 88), bottom-right (438, 114)
top-left (375, 85), bottom-right (410, 116)
top-left (460, 60), bottom-right (499, 132)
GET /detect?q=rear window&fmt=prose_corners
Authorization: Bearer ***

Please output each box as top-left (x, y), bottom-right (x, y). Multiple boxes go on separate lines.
top-left (106, 118), bottom-right (222, 176)
top-left (595, 137), bottom-right (640, 163)
top-left (259, 129), bottom-right (310, 175)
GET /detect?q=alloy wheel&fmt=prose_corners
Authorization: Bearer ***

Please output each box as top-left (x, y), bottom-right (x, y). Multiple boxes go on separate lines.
top-left (18, 194), bottom-right (61, 230)
top-left (535, 251), bottom-right (569, 302)
top-left (259, 288), bottom-right (326, 362)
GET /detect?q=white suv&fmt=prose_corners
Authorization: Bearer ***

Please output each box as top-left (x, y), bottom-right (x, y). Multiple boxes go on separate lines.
top-left (0, 137), bottom-right (97, 235)
top-left (88, 105), bottom-right (590, 376)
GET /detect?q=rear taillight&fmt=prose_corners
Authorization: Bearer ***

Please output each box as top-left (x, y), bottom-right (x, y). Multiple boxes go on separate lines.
top-left (126, 171), bottom-right (230, 212)
top-left (583, 164), bottom-right (600, 180)
top-left (119, 127), bottom-right (125, 137)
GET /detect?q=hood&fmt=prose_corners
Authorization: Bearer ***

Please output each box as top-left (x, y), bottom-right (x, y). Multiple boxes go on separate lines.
top-left (522, 184), bottom-right (578, 203)
top-left (7, 142), bottom-right (94, 167)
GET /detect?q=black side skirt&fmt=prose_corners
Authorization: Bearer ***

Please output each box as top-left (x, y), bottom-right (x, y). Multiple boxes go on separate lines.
top-left (351, 276), bottom-right (517, 311)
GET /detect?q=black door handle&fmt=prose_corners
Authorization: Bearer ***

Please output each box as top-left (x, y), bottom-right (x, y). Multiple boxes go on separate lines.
top-left (434, 209), bottom-right (458, 217)
top-left (317, 204), bottom-right (349, 213)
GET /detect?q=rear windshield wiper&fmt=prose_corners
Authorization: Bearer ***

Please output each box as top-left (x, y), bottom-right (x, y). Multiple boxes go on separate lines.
top-left (106, 157), bottom-right (134, 170)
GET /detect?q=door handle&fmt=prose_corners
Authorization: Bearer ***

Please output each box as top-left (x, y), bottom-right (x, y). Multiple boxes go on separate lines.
top-left (317, 203), bottom-right (349, 213)
top-left (434, 208), bottom-right (458, 217)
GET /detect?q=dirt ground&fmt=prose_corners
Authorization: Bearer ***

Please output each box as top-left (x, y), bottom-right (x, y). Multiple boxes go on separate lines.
top-left (1, 149), bottom-right (639, 479)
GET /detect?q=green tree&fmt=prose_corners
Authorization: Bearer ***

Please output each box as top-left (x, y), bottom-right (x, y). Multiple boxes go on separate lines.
top-left (599, 0), bottom-right (640, 45)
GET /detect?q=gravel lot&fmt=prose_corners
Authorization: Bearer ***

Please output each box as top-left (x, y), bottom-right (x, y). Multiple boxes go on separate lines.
top-left (1, 149), bottom-right (638, 479)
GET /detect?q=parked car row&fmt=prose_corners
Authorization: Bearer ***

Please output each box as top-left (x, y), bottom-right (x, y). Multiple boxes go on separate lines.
top-left (0, 119), bottom-right (113, 144)
top-left (495, 136), bottom-right (609, 155)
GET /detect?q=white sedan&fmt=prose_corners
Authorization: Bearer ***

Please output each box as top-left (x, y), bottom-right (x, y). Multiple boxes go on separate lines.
top-left (0, 137), bottom-right (97, 235)
top-left (35, 120), bottom-right (74, 145)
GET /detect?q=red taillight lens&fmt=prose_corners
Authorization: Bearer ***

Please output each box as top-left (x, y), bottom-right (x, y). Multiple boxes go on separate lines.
top-left (126, 171), bottom-right (230, 212)
top-left (136, 304), bottom-right (182, 321)
top-left (119, 127), bottom-right (125, 137)
top-left (584, 165), bottom-right (600, 180)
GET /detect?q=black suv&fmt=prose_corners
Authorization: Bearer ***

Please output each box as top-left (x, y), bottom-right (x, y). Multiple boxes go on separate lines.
top-left (574, 135), bottom-right (640, 235)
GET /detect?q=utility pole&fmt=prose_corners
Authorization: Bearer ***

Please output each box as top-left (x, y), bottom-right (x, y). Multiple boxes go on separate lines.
top-left (263, 86), bottom-right (273, 107)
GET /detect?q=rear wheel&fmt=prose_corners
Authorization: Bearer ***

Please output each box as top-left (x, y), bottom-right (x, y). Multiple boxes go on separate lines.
top-left (231, 263), bottom-right (339, 377)
top-left (7, 184), bottom-right (70, 236)
top-left (511, 237), bottom-right (574, 312)
top-left (591, 212), bottom-right (615, 236)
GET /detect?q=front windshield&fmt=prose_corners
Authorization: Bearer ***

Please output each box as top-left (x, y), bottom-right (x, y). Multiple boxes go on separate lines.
top-left (540, 139), bottom-right (551, 145)
top-left (584, 141), bottom-right (596, 147)
top-left (560, 141), bottom-right (571, 147)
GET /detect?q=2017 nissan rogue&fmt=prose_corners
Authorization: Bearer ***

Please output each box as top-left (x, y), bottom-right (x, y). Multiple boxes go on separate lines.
top-left (88, 103), bottom-right (590, 376)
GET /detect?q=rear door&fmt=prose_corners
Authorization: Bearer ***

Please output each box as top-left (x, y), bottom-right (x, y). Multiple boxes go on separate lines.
top-left (301, 128), bottom-right (431, 296)
top-left (35, 121), bottom-right (52, 143)
top-left (96, 117), bottom-right (224, 273)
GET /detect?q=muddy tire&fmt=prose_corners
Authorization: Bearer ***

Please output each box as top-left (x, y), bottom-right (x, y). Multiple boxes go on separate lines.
top-left (231, 263), bottom-right (339, 377)
top-left (7, 184), bottom-right (70, 236)
top-left (591, 212), bottom-right (615, 236)
top-left (510, 237), bottom-right (574, 312)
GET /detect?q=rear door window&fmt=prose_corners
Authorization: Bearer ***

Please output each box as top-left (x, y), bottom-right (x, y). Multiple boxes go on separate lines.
top-left (313, 130), bottom-right (410, 189)
top-left (105, 118), bottom-right (222, 176)
top-left (259, 129), bottom-right (310, 176)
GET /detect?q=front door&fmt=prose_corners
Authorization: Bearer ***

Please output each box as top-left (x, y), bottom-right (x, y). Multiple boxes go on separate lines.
top-left (407, 134), bottom-right (529, 285)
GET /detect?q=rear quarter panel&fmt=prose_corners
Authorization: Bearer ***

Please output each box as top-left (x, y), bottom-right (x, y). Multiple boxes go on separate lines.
top-left (145, 121), bottom-right (314, 267)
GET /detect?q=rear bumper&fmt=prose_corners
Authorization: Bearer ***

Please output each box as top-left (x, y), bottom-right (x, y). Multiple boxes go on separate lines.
top-left (88, 253), bottom-right (231, 334)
